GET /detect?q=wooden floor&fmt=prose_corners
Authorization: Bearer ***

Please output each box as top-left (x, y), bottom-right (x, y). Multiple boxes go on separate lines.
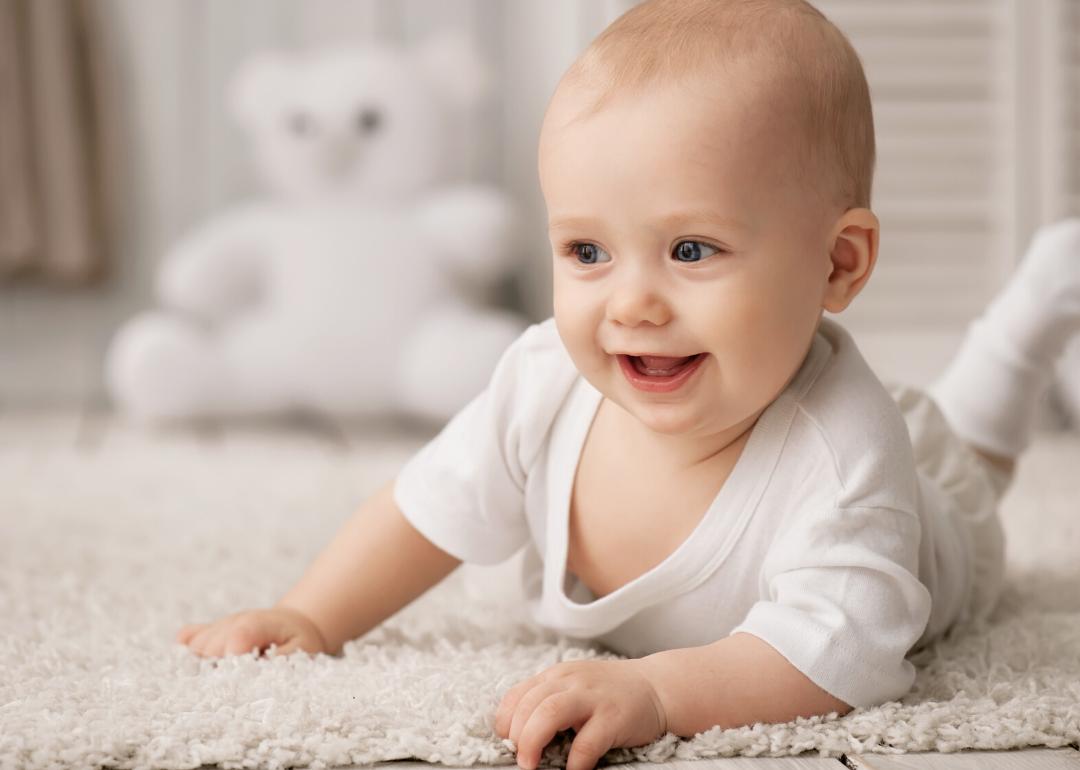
top-left (368, 750), bottom-right (1080, 769)
top-left (2, 407), bottom-right (1078, 770)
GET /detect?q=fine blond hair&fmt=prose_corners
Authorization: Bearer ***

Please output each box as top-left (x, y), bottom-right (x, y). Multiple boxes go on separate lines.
top-left (560, 0), bottom-right (875, 208)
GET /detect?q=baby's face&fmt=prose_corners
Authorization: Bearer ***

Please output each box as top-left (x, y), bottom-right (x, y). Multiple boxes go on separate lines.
top-left (540, 79), bottom-right (842, 441)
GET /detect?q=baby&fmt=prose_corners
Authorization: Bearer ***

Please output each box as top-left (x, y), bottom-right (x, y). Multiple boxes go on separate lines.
top-left (177, 1), bottom-right (1080, 769)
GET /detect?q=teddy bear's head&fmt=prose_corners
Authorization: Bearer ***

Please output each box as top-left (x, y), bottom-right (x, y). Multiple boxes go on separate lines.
top-left (228, 33), bottom-right (489, 200)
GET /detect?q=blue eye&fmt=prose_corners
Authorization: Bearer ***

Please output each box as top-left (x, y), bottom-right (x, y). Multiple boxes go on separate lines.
top-left (673, 241), bottom-right (720, 263)
top-left (574, 243), bottom-right (611, 264)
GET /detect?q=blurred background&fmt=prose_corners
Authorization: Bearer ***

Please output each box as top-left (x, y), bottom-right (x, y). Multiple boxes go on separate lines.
top-left (0, 0), bottom-right (1077, 413)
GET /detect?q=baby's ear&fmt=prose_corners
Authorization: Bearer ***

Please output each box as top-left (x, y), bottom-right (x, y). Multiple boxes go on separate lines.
top-left (227, 51), bottom-right (295, 134)
top-left (823, 208), bottom-right (880, 313)
top-left (409, 30), bottom-right (491, 110)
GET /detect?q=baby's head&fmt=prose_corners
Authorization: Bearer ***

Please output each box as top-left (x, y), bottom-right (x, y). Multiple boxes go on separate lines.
top-left (540, 0), bottom-right (881, 444)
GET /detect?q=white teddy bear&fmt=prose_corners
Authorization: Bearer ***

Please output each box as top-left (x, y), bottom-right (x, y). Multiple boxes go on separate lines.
top-left (106, 35), bottom-right (526, 423)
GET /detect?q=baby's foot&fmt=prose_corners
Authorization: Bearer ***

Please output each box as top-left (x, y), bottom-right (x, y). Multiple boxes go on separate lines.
top-left (1014, 218), bottom-right (1080, 314)
top-left (1022, 220), bottom-right (1080, 427)
top-left (929, 218), bottom-right (1080, 457)
top-left (983, 218), bottom-right (1080, 368)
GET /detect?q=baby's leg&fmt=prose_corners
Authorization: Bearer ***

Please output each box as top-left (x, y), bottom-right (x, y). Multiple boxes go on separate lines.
top-left (929, 219), bottom-right (1080, 471)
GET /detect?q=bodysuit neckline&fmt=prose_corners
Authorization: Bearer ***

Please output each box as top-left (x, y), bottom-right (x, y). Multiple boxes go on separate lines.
top-left (534, 326), bottom-right (834, 639)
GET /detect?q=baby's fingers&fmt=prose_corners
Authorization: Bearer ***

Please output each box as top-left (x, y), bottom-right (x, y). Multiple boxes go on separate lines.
top-left (496, 677), bottom-right (536, 738)
top-left (507, 678), bottom-right (558, 747)
top-left (188, 621), bottom-right (238, 658)
top-left (221, 617), bottom-right (274, 656)
top-left (177, 614), bottom-right (271, 658)
top-left (176, 609), bottom-right (326, 659)
top-left (270, 627), bottom-right (329, 655)
top-left (175, 623), bottom-right (207, 646)
top-left (515, 694), bottom-right (594, 770)
top-left (565, 719), bottom-right (617, 770)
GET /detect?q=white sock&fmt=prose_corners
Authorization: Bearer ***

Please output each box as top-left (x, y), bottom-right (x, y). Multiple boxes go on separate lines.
top-left (930, 218), bottom-right (1080, 457)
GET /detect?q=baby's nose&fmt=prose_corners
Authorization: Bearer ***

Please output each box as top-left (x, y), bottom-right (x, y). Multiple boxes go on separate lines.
top-left (606, 269), bottom-right (672, 327)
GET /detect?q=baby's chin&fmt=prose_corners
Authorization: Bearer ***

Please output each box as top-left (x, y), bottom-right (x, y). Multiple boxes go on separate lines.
top-left (604, 389), bottom-right (728, 439)
top-left (605, 371), bottom-right (772, 444)
top-left (632, 409), bottom-right (712, 438)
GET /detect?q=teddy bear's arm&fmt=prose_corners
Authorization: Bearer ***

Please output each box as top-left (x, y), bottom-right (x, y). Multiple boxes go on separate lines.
top-left (415, 185), bottom-right (520, 284)
top-left (156, 203), bottom-right (277, 321)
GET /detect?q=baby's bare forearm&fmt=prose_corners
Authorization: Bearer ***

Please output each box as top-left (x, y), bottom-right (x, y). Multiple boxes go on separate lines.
top-left (274, 480), bottom-right (461, 653)
top-left (636, 632), bottom-right (851, 736)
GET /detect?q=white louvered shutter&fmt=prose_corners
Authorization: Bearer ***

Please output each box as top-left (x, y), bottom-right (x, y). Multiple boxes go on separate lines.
top-left (814, 0), bottom-right (1008, 385)
top-left (1063, 0), bottom-right (1080, 217)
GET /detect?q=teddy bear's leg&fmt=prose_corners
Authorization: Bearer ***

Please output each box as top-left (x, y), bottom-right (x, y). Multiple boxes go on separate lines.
top-left (396, 303), bottom-right (526, 423)
top-left (105, 312), bottom-right (222, 420)
top-left (213, 312), bottom-right (299, 415)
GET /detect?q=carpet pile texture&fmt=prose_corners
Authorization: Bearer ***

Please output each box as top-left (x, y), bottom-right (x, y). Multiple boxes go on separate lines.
top-left (1, 433), bottom-right (1079, 769)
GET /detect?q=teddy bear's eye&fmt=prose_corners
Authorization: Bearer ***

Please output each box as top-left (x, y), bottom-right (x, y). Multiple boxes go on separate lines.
top-left (357, 108), bottom-right (382, 134)
top-left (287, 112), bottom-right (315, 137)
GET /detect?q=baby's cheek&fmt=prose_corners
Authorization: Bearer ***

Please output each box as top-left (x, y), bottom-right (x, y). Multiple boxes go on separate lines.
top-left (723, 299), bottom-right (807, 396)
top-left (553, 295), bottom-right (586, 350)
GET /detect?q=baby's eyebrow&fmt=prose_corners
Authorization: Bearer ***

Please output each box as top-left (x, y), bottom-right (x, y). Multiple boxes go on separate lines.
top-left (547, 211), bottom-right (747, 235)
top-left (547, 215), bottom-right (599, 234)
top-left (656, 210), bottom-right (748, 233)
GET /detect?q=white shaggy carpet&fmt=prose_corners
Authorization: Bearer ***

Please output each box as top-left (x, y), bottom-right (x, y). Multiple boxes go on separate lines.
top-left (1, 429), bottom-right (1079, 769)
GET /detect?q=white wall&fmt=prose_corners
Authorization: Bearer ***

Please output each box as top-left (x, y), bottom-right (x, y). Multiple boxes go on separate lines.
top-left (0, 0), bottom-right (1074, 405)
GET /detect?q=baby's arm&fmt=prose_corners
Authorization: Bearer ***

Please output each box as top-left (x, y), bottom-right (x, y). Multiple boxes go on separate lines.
top-left (496, 633), bottom-right (849, 770)
top-left (641, 632), bottom-right (851, 730)
top-left (176, 481), bottom-right (461, 657)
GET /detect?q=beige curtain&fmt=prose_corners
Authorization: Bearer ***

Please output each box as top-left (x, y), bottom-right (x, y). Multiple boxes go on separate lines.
top-left (0, 0), bottom-right (116, 284)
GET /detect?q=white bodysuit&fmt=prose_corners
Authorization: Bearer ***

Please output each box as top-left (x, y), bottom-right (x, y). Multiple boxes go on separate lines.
top-left (393, 318), bottom-right (1006, 709)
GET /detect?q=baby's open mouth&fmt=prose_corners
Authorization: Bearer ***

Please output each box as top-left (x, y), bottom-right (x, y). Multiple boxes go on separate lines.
top-left (617, 353), bottom-right (706, 393)
top-left (629, 353), bottom-right (701, 377)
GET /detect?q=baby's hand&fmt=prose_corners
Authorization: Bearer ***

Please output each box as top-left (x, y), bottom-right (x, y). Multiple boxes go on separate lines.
top-left (495, 659), bottom-right (668, 770)
top-left (175, 607), bottom-right (329, 658)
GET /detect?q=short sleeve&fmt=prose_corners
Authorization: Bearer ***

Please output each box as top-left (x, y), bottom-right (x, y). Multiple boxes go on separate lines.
top-left (393, 319), bottom-right (580, 565)
top-left (732, 505), bottom-right (932, 708)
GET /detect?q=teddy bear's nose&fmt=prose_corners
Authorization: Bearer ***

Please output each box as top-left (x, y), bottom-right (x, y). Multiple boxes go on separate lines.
top-left (321, 137), bottom-right (359, 179)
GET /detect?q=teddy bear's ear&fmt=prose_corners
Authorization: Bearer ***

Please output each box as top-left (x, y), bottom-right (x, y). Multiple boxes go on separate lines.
top-left (409, 31), bottom-right (491, 110)
top-left (227, 51), bottom-right (294, 132)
